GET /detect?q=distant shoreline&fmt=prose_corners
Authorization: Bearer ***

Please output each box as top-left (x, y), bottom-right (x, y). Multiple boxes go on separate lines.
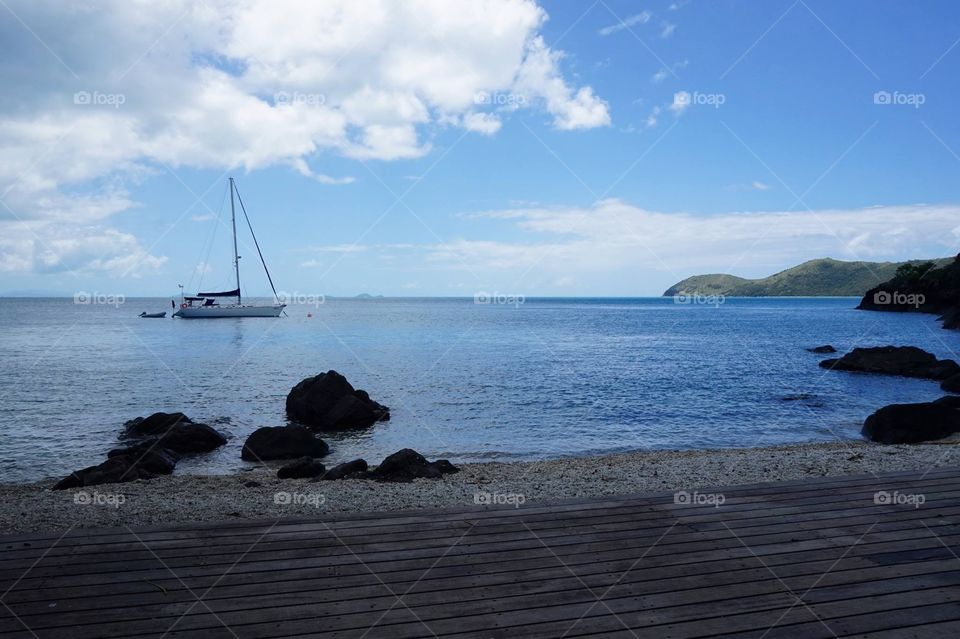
top-left (2, 441), bottom-right (955, 536)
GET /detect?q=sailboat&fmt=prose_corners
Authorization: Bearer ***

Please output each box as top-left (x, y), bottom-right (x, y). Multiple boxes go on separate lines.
top-left (173, 177), bottom-right (286, 319)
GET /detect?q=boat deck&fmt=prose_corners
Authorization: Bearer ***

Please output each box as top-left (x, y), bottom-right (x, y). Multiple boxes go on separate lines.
top-left (2, 466), bottom-right (959, 638)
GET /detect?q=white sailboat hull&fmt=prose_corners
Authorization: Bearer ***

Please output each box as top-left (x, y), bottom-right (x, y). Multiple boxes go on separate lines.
top-left (173, 304), bottom-right (285, 318)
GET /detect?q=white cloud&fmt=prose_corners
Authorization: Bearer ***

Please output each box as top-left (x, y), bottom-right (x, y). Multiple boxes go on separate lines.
top-left (651, 60), bottom-right (688, 83)
top-left (313, 174), bottom-right (356, 185)
top-left (661, 22), bottom-right (677, 38)
top-left (290, 200), bottom-right (960, 293)
top-left (462, 112), bottom-right (503, 135)
top-left (0, 0), bottom-right (609, 276)
top-left (669, 91), bottom-right (691, 115)
top-left (646, 106), bottom-right (662, 128)
top-left (515, 37), bottom-right (611, 130)
top-left (725, 181), bottom-right (774, 192)
top-left (0, 221), bottom-right (166, 276)
top-left (337, 200), bottom-right (960, 292)
top-left (598, 12), bottom-right (652, 36)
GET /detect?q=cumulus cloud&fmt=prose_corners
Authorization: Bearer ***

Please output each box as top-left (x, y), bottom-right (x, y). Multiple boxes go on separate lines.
top-left (0, 221), bottom-right (166, 276)
top-left (0, 0), bottom-right (608, 276)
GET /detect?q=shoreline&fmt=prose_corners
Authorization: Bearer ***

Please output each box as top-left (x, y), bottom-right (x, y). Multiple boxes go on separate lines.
top-left (2, 440), bottom-right (957, 536)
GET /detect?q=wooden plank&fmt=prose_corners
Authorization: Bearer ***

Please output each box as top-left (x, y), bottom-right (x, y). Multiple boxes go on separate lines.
top-left (3, 507), bottom-right (957, 599)
top-left (8, 553), bottom-right (958, 637)
top-left (5, 473), bottom-right (956, 562)
top-left (3, 502), bottom-right (958, 614)
top-left (4, 480), bottom-right (957, 580)
top-left (0, 467), bottom-right (955, 639)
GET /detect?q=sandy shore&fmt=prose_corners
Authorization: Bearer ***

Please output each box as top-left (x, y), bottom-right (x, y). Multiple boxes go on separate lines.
top-left (2, 440), bottom-right (958, 536)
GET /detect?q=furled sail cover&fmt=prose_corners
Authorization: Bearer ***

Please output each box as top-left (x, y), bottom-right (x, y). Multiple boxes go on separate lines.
top-left (197, 288), bottom-right (240, 297)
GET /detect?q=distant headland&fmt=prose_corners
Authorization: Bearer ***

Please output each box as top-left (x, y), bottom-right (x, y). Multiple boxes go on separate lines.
top-left (663, 257), bottom-right (953, 297)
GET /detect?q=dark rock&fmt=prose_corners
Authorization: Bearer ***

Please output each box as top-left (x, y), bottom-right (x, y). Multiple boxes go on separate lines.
top-left (277, 457), bottom-right (326, 479)
top-left (941, 305), bottom-right (960, 330)
top-left (941, 373), bottom-right (960, 394)
top-left (122, 412), bottom-right (227, 454)
top-left (157, 423), bottom-right (227, 454)
top-left (241, 426), bottom-right (329, 461)
top-left (806, 345), bottom-right (837, 354)
top-left (54, 454), bottom-right (161, 490)
top-left (819, 346), bottom-right (960, 380)
top-left (862, 401), bottom-right (960, 444)
top-left (367, 448), bottom-right (459, 482)
top-left (286, 371), bottom-right (390, 430)
top-left (243, 480), bottom-right (262, 488)
top-left (319, 459), bottom-right (369, 481)
top-left (123, 412), bottom-right (193, 437)
top-left (106, 442), bottom-right (179, 475)
top-left (934, 395), bottom-right (960, 409)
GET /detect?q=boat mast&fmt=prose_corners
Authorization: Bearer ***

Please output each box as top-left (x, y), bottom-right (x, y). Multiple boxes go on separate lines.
top-left (229, 177), bottom-right (241, 305)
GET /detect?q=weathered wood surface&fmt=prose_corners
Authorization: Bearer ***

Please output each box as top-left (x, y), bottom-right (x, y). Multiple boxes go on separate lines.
top-left (1, 467), bottom-right (958, 638)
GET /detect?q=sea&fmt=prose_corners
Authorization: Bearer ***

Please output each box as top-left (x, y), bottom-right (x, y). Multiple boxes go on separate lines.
top-left (1, 296), bottom-right (958, 484)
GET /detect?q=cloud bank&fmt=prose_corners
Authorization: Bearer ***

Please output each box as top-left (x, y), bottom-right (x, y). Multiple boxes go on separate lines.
top-left (0, 0), bottom-right (609, 276)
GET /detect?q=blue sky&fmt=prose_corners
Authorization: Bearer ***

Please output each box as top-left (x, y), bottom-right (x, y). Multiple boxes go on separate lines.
top-left (2, 0), bottom-right (960, 297)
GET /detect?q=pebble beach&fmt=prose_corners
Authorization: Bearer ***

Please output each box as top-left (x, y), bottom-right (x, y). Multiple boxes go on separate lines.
top-left (2, 440), bottom-right (956, 536)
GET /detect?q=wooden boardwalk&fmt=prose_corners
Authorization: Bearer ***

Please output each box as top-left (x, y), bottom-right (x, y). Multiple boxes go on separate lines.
top-left (2, 467), bottom-right (959, 638)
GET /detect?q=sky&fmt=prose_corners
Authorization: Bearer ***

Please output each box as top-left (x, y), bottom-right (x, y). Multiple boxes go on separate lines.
top-left (1, 0), bottom-right (960, 297)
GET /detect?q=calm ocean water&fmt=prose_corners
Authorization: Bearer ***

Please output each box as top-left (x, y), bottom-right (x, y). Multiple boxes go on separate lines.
top-left (1, 296), bottom-right (958, 483)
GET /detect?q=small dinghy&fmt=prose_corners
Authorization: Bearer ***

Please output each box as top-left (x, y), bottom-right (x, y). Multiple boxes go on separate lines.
top-left (139, 312), bottom-right (167, 318)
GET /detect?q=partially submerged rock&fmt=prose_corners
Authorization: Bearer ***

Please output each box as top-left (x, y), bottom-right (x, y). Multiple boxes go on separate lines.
top-left (806, 345), bottom-right (837, 354)
top-left (941, 373), bottom-right (960, 394)
top-left (123, 412), bottom-right (192, 437)
top-left (107, 442), bottom-right (179, 475)
top-left (123, 412), bottom-right (227, 454)
top-left (317, 459), bottom-right (369, 481)
top-left (54, 444), bottom-right (177, 490)
top-left (862, 400), bottom-right (960, 444)
top-left (286, 370), bottom-right (390, 430)
top-left (56, 412), bottom-right (224, 489)
top-left (241, 426), bottom-right (329, 461)
top-left (820, 346), bottom-right (960, 380)
top-left (366, 448), bottom-right (459, 482)
top-left (277, 457), bottom-right (326, 479)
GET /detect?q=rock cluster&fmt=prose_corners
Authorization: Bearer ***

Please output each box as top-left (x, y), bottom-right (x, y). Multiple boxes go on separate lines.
top-left (819, 346), bottom-right (960, 380)
top-left (55, 412), bottom-right (226, 489)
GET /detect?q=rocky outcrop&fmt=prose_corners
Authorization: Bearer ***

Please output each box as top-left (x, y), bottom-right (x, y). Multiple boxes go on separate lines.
top-left (286, 371), bottom-right (390, 430)
top-left (820, 346), bottom-right (960, 380)
top-left (55, 412), bottom-right (225, 489)
top-left (241, 426), bottom-right (329, 461)
top-left (54, 443), bottom-right (178, 490)
top-left (858, 255), bottom-right (960, 330)
top-left (123, 412), bottom-right (227, 453)
top-left (862, 400), bottom-right (960, 444)
top-left (277, 457), bottom-right (326, 479)
top-left (317, 459), bottom-right (369, 481)
top-left (806, 345), bottom-right (837, 354)
top-left (366, 448), bottom-right (459, 482)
